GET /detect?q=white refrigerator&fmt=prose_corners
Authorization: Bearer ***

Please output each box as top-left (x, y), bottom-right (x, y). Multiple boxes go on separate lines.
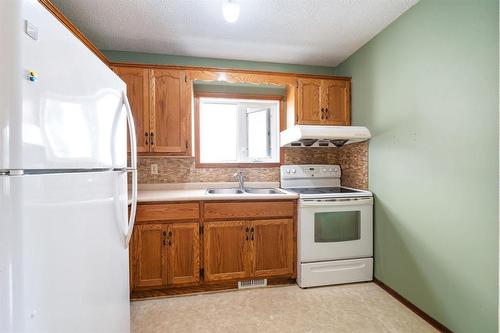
top-left (0, 1), bottom-right (138, 332)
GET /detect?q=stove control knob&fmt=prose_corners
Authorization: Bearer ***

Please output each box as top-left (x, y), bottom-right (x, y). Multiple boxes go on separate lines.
top-left (291, 169), bottom-right (296, 174)
top-left (334, 167), bottom-right (339, 172)
top-left (285, 168), bottom-right (290, 173)
top-left (328, 168), bottom-right (333, 172)
top-left (322, 168), bottom-right (327, 172)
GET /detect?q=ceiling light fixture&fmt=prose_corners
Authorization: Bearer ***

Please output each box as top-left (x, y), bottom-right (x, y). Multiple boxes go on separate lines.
top-left (222, 0), bottom-right (240, 23)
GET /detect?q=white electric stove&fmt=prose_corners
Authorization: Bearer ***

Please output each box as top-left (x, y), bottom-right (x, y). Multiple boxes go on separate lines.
top-left (281, 165), bottom-right (373, 288)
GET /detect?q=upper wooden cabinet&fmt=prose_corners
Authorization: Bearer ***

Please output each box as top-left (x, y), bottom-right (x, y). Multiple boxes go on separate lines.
top-left (296, 78), bottom-right (350, 126)
top-left (321, 79), bottom-right (351, 125)
top-left (150, 69), bottom-right (189, 153)
top-left (113, 63), bottom-right (350, 154)
top-left (112, 67), bottom-right (150, 153)
top-left (112, 66), bottom-right (190, 155)
top-left (297, 79), bottom-right (322, 124)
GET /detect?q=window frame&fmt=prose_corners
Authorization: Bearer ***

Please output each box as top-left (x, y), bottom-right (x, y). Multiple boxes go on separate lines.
top-left (194, 92), bottom-right (284, 168)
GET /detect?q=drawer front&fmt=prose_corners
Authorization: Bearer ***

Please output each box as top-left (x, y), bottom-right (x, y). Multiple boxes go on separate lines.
top-left (298, 258), bottom-right (373, 288)
top-left (136, 203), bottom-right (200, 222)
top-left (204, 201), bottom-right (295, 220)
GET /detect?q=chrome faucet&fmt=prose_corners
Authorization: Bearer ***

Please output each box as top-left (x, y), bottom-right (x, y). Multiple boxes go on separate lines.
top-left (234, 170), bottom-right (245, 191)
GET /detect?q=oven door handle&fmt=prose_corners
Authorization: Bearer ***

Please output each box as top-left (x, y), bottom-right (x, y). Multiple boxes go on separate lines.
top-left (300, 197), bottom-right (373, 207)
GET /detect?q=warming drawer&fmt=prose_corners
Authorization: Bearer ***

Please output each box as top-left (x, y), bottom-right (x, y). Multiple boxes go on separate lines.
top-left (298, 258), bottom-right (373, 288)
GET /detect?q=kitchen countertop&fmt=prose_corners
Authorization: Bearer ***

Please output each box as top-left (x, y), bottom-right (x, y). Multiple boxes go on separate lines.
top-left (130, 182), bottom-right (299, 203)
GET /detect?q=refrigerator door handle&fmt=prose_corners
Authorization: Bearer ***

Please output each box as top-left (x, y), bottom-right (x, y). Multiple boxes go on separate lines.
top-left (123, 91), bottom-right (138, 248)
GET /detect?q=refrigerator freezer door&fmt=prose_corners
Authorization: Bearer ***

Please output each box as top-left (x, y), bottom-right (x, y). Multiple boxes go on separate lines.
top-left (0, 171), bottom-right (130, 333)
top-left (0, 0), bottom-right (126, 170)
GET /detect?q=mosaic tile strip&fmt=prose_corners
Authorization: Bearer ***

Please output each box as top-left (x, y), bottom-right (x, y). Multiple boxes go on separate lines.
top-left (137, 141), bottom-right (368, 189)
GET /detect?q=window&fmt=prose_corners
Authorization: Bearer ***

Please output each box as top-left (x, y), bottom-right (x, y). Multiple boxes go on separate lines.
top-left (196, 96), bottom-right (281, 165)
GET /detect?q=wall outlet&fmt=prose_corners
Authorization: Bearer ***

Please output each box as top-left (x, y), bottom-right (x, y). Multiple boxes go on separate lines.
top-left (151, 164), bottom-right (158, 175)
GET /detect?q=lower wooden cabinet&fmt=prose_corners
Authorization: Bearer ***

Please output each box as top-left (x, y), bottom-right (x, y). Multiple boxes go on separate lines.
top-left (130, 200), bottom-right (296, 294)
top-left (131, 223), bottom-right (167, 288)
top-left (204, 221), bottom-right (251, 282)
top-left (167, 222), bottom-right (200, 285)
top-left (203, 219), bottom-right (294, 282)
top-left (253, 219), bottom-right (294, 278)
top-left (130, 222), bottom-right (199, 289)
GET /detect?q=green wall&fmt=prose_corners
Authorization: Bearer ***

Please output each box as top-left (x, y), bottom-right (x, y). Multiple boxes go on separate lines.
top-left (335, 0), bottom-right (499, 332)
top-left (102, 50), bottom-right (336, 76)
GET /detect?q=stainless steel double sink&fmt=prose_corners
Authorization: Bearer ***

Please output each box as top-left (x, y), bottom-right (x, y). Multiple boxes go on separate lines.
top-left (206, 188), bottom-right (285, 195)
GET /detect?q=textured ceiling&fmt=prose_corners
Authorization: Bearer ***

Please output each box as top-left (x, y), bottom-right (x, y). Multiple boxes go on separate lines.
top-left (51, 0), bottom-right (419, 67)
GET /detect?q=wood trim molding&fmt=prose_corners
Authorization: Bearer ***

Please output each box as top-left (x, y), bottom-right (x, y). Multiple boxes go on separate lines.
top-left (194, 93), bottom-right (284, 168)
top-left (373, 278), bottom-right (453, 333)
top-left (131, 277), bottom-right (295, 300)
top-left (194, 92), bottom-right (285, 101)
top-left (38, 0), bottom-right (109, 65)
top-left (110, 62), bottom-right (350, 81)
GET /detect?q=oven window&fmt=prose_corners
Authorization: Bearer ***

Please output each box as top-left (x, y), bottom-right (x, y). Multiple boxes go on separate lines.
top-left (314, 211), bottom-right (361, 242)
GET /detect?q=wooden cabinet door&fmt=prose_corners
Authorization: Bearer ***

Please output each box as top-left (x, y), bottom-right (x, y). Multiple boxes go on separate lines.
top-left (321, 79), bottom-right (350, 125)
top-left (252, 219), bottom-right (294, 278)
top-left (130, 224), bottom-right (168, 288)
top-left (150, 69), bottom-right (188, 153)
top-left (166, 222), bottom-right (200, 285)
top-left (112, 66), bottom-right (150, 153)
top-left (204, 221), bottom-right (251, 282)
top-left (297, 79), bottom-right (322, 124)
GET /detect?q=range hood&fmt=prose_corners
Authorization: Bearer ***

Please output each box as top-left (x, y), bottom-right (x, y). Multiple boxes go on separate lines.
top-left (280, 125), bottom-right (371, 147)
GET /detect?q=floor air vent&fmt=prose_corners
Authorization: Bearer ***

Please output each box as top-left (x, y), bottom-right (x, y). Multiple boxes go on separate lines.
top-left (238, 279), bottom-right (267, 289)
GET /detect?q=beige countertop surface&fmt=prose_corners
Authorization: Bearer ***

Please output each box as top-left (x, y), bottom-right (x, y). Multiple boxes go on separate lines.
top-left (130, 182), bottom-right (298, 203)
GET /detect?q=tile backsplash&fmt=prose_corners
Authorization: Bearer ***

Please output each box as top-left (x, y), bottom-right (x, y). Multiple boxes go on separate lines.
top-left (137, 141), bottom-right (368, 189)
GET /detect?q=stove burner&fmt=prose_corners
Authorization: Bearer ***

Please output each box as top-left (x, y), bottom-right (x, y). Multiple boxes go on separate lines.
top-left (330, 139), bottom-right (349, 147)
top-left (299, 139), bottom-right (318, 146)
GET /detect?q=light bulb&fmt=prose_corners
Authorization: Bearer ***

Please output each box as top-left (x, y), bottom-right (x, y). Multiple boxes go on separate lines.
top-left (222, 0), bottom-right (240, 23)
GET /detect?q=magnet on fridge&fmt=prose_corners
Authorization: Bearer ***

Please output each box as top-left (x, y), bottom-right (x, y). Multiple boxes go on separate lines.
top-left (28, 71), bottom-right (38, 82)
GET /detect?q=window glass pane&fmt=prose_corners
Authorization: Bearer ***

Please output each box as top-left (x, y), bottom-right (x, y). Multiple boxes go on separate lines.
top-left (247, 108), bottom-right (270, 160)
top-left (314, 211), bottom-right (360, 242)
top-left (199, 102), bottom-right (238, 162)
top-left (198, 97), bottom-right (279, 164)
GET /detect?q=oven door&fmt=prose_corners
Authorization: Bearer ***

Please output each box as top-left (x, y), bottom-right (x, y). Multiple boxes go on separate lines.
top-left (299, 197), bottom-right (373, 262)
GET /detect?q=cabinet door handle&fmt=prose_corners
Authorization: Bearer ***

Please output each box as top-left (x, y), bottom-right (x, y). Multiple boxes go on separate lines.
top-left (150, 132), bottom-right (154, 145)
top-left (325, 108), bottom-right (328, 120)
top-left (320, 108), bottom-right (324, 120)
top-left (145, 132), bottom-right (149, 145)
top-left (245, 227), bottom-right (249, 241)
top-left (162, 231), bottom-right (167, 246)
top-left (250, 227), bottom-right (254, 241)
top-left (168, 231), bottom-right (172, 246)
